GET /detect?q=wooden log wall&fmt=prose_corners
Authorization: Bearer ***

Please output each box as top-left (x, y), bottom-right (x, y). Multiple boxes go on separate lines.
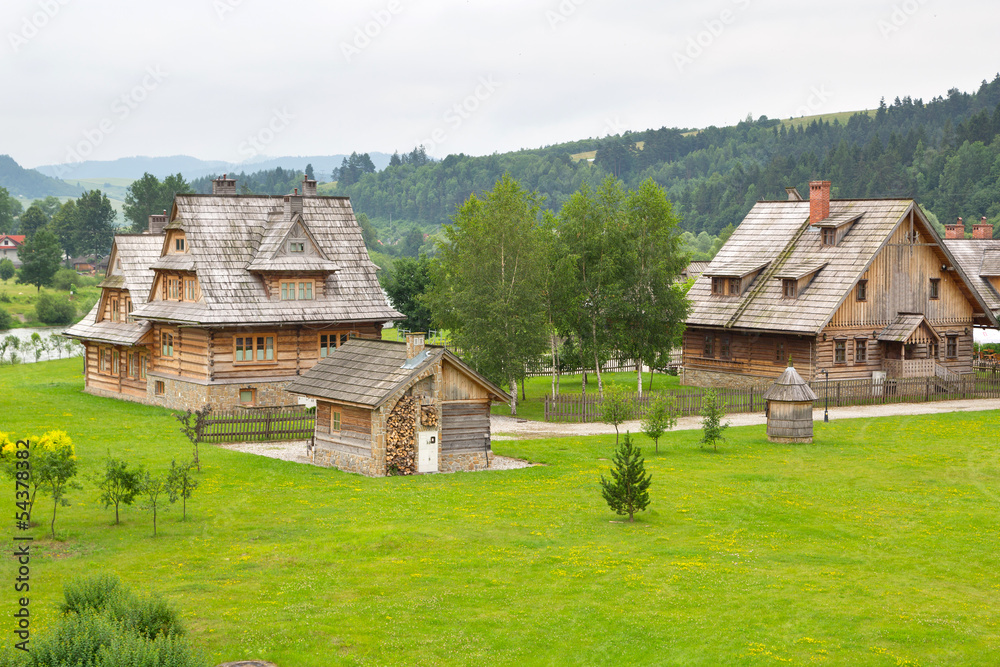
top-left (440, 401), bottom-right (490, 452)
top-left (683, 327), bottom-right (815, 380)
top-left (442, 360), bottom-right (490, 401)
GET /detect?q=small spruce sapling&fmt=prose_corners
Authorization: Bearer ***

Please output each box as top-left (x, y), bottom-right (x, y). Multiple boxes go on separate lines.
top-left (600, 433), bottom-right (652, 522)
top-left (700, 389), bottom-right (730, 452)
top-left (599, 384), bottom-right (634, 446)
top-left (166, 459), bottom-right (198, 521)
top-left (640, 393), bottom-right (677, 453)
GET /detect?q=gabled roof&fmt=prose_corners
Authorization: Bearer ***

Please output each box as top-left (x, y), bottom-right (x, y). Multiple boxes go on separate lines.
top-left (942, 239), bottom-right (1000, 318)
top-left (0, 235), bottom-right (25, 246)
top-left (688, 199), bottom-right (999, 333)
top-left (877, 313), bottom-right (939, 343)
top-left (245, 212), bottom-right (341, 273)
top-left (286, 339), bottom-right (507, 408)
top-left (131, 195), bottom-right (401, 326)
top-left (64, 303), bottom-right (153, 346)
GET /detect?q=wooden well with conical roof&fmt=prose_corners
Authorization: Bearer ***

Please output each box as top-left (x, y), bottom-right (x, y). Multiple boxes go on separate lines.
top-left (762, 361), bottom-right (818, 443)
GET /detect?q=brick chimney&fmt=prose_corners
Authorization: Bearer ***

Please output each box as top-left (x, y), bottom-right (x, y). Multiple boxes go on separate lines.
top-left (212, 173), bottom-right (237, 195)
top-left (147, 209), bottom-right (168, 234)
top-left (406, 332), bottom-right (425, 359)
top-left (973, 216), bottom-right (993, 240)
top-left (283, 189), bottom-right (303, 219)
top-left (945, 217), bottom-right (965, 239)
top-left (302, 175), bottom-right (318, 196)
top-left (809, 180), bottom-right (831, 224)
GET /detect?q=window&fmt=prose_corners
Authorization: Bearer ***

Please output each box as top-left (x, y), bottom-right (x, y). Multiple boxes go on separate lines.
top-left (140, 355), bottom-right (147, 380)
top-left (289, 241), bottom-right (305, 253)
top-left (855, 339), bottom-right (867, 363)
top-left (320, 334), bottom-right (335, 358)
top-left (239, 388), bottom-right (255, 404)
top-left (782, 279), bottom-right (797, 299)
top-left (161, 332), bottom-right (174, 357)
top-left (946, 335), bottom-right (958, 358)
top-left (332, 410), bottom-right (342, 431)
top-left (822, 228), bottom-right (836, 246)
top-left (340, 333), bottom-right (349, 346)
top-left (99, 348), bottom-right (110, 373)
top-left (175, 238), bottom-right (185, 252)
top-left (711, 277), bottom-right (740, 296)
top-left (930, 341), bottom-right (939, 359)
top-left (281, 281), bottom-right (314, 300)
top-left (166, 277), bottom-right (180, 300)
top-left (128, 352), bottom-right (138, 379)
top-left (155, 380), bottom-right (165, 396)
top-left (703, 334), bottom-right (714, 358)
top-left (856, 279), bottom-right (868, 302)
top-left (126, 298), bottom-right (133, 322)
top-left (775, 340), bottom-right (785, 362)
top-left (112, 350), bottom-right (119, 375)
top-left (234, 335), bottom-right (275, 363)
top-left (929, 278), bottom-right (940, 300)
top-left (720, 336), bottom-right (731, 359)
top-left (834, 339), bottom-right (846, 364)
top-left (184, 277), bottom-right (198, 301)
top-left (111, 297), bottom-right (119, 322)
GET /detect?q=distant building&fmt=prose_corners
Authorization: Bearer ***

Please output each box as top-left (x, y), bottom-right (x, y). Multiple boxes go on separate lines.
top-left (0, 235), bottom-right (25, 267)
top-left (682, 181), bottom-right (999, 388)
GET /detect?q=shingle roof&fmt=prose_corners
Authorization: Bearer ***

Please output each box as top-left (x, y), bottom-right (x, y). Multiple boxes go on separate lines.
top-left (688, 199), bottom-right (967, 333)
top-left (942, 239), bottom-right (1000, 317)
top-left (877, 313), bottom-right (936, 343)
top-left (286, 339), bottom-right (506, 408)
top-left (112, 234), bottom-right (163, 304)
top-left (762, 363), bottom-right (817, 402)
top-left (131, 195), bottom-right (401, 326)
top-left (64, 303), bottom-right (152, 346)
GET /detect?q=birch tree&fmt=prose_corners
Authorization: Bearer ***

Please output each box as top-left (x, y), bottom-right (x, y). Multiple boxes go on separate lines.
top-left (428, 174), bottom-right (549, 415)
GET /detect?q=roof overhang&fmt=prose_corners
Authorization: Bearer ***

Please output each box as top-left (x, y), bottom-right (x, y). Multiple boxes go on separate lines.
top-left (703, 261), bottom-right (770, 278)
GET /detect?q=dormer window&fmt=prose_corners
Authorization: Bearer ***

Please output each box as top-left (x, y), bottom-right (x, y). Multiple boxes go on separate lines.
top-left (281, 280), bottom-right (314, 300)
top-left (289, 241), bottom-right (305, 253)
top-left (782, 279), bottom-right (797, 299)
top-left (821, 228), bottom-right (836, 246)
top-left (175, 238), bottom-right (185, 252)
top-left (711, 277), bottom-right (741, 296)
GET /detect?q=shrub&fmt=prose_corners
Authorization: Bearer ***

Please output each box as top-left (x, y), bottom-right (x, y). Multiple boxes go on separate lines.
top-left (598, 384), bottom-right (634, 446)
top-left (52, 267), bottom-right (81, 291)
top-left (0, 258), bottom-right (14, 281)
top-left (34, 292), bottom-right (77, 325)
top-left (0, 307), bottom-right (11, 331)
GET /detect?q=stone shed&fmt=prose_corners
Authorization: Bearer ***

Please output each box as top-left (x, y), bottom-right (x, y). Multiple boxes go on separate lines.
top-left (286, 334), bottom-right (507, 476)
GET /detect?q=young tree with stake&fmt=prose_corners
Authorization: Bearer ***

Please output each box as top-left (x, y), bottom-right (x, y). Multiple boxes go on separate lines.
top-left (641, 393), bottom-right (678, 454)
top-left (140, 472), bottom-right (167, 537)
top-left (96, 456), bottom-right (143, 525)
top-left (166, 459), bottom-right (198, 521)
top-left (598, 384), bottom-right (633, 446)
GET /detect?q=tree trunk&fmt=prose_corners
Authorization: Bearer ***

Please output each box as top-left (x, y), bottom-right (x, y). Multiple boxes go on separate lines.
top-left (550, 332), bottom-right (558, 400)
top-left (509, 377), bottom-right (517, 416)
top-left (636, 361), bottom-right (643, 397)
top-left (582, 371), bottom-right (587, 398)
top-left (51, 499), bottom-right (57, 539)
top-left (115, 502), bottom-right (120, 525)
top-left (593, 349), bottom-right (604, 399)
top-left (153, 505), bottom-right (157, 537)
top-left (521, 377), bottom-right (526, 401)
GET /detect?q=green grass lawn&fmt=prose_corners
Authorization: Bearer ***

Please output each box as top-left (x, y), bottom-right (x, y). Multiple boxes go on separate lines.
top-left (2, 360), bottom-right (999, 665)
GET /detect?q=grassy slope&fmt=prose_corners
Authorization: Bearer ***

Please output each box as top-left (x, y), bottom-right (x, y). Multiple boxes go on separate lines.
top-left (1, 360), bottom-right (998, 665)
top-left (0, 277), bottom-right (101, 328)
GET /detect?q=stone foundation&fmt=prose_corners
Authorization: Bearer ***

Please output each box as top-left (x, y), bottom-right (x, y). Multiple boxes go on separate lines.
top-left (681, 367), bottom-right (771, 390)
top-left (312, 444), bottom-right (382, 477)
top-left (440, 449), bottom-right (492, 473)
top-left (146, 374), bottom-right (299, 411)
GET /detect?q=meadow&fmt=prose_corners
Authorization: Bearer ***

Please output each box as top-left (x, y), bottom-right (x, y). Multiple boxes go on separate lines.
top-left (1, 359), bottom-right (998, 665)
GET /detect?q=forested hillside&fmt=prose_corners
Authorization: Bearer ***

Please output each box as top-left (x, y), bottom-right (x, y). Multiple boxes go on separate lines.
top-left (332, 76), bottom-right (1000, 239)
top-left (0, 155), bottom-right (79, 198)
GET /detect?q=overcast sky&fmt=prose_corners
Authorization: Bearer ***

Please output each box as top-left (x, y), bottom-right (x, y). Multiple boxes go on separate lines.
top-left (2, 0), bottom-right (998, 169)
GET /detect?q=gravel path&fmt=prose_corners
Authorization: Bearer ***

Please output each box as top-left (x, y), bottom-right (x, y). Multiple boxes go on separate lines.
top-left (216, 398), bottom-right (1000, 467)
top-left (490, 397), bottom-right (1000, 439)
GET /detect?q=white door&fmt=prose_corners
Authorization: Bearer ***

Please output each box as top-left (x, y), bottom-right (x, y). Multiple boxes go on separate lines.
top-left (417, 431), bottom-right (438, 473)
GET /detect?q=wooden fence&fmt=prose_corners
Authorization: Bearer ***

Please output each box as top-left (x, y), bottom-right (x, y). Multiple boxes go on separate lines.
top-left (196, 407), bottom-right (316, 443)
top-left (543, 375), bottom-right (1000, 422)
top-left (525, 356), bottom-right (642, 378)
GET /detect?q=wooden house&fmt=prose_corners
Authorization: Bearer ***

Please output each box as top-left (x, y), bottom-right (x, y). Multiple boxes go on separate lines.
top-left (682, 181), bottom-right (999, 388)
top-left (286, 334), bottom-right (507, 477)
top-left (0, 234), bottom-right (25, 267)
top-left (941, 219), bottom-right (1000, 323)
top-left (66, 176), bottom-right (402, 410)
